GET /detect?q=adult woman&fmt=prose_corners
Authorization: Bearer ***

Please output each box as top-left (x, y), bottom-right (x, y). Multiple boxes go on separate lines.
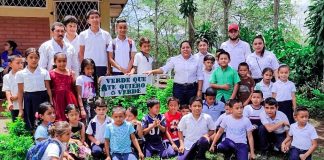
top-left (1, 40), bottom-right (22, 74)
top-left (145, 41), bottom-right (203, 105)
top-left (246, 35), bottom-right (279, 83)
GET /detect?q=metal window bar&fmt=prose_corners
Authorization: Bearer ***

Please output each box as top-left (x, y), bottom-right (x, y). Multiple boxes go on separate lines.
top-left (54, 0), bottom-right (100, 33)
top-left (0, 0), bottom-right (46, 7)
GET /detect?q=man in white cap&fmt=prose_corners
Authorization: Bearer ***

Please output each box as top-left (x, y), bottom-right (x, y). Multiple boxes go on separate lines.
top-left (220, 23), bottom-right (251, 70)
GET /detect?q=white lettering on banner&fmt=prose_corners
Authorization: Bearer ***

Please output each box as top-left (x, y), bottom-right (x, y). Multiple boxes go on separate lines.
top-left (100, 74), bottom-right (152, 97)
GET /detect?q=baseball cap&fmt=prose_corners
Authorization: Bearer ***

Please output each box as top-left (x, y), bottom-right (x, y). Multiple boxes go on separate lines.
top-left (228, 23), bottom-right (239, 31)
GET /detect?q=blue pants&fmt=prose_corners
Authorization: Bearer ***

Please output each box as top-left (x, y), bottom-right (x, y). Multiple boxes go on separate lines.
top-left (11, 110), bottom-right (19, 122)
top-left (96, 66), bottom-right (107, 77)
top-left (259, 125), bottom-right (286, 152)
top-left (144, 142), bottom-right (174, 159)
top-left (178, 137), bottom-right (210, 160)
top-left (217, 138), bottom-right (249, 160)
top-left (173, 83), bottom-right (197, 105)
top-left (289, 146), bottom-right (312, 160)
top-left (278, 100), bottom-right (295, 124)
top-left (91, 143), bottom-right (106, 159)
top-left (163, 140), bottom-right (180, 157)
top-left (112, 72), bottom-right (124, 75)
top-left (111, 152), bottom-right (137, 160)
top-left (23, 91), bottom-right (48, 131)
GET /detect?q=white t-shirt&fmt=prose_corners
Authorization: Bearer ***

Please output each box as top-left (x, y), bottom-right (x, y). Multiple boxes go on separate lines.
top-left (41, 139), bottom-right (66, 160)
top-left (202, 69), bottom-right (213, 93)
top-left (2, 71), bottom-right (19, 110)
top-left (254, 80), bottom-right (273, 100)
top-left (243, 105), bottom-right (264, 121)
top-left (178, 113), bottom-right (215, 150)
top-left (289, 122), bottom-right (318, 150)
top-left (133, 52), bottom-right (153, 74)
top-left (79, 28), bottom-right (112, 66)
top-left (76, 75), bottom-right (96, 98)
top-left (86, 116), bottom-right (112, 143)
top-left (220, 39), bottom-right (252, 70)
top-left (107, 37), bottom-right (137, 72)
top-left (272, 80), bottom-right (296, 101)
top-left (260, 110), bottom-right (289, 134)
top-left (246, 50), bottom-right (279, 79)
top-left (220, 115), bottom-right (253, 144)
top-left (16, 67), bottom-right (51, 92)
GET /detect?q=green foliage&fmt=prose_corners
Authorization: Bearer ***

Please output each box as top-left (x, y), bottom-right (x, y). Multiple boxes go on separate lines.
top-left (2, 100), bottom-right (8, 109)
top-left (105, 80), bottom-right (173, 120)
top-left (0, 118), bottom-right (33, 160)
top-left (305, 0), bottom-right (324, 82)
top-left (0, 111), bottom-right (11, 118)
top-left (179, 0), bottom-right (197, 18)
top-left (195, 22), bottom-right (220, 50)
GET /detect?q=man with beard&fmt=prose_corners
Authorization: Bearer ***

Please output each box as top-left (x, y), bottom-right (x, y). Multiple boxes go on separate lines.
top-left (38, 22), bottom-right (78, 72)
top-left (220, 23), bottom-right (251, 71)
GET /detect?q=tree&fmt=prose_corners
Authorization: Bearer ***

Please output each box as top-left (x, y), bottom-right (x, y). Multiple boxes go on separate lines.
top-left (274, 0), bottom-right (280, 29)
top-left (180, 0), bottom-right (197, 47)
top-left (222, 0), bottom-right (232, 37)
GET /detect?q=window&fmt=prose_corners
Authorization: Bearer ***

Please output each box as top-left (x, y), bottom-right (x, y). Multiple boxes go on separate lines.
top-left (0, 0), bottom-right (46, 7)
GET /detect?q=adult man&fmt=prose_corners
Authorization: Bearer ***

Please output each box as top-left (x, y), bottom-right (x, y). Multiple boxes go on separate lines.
top-left (79, 9), bottom-right (112, 76)
top-left (220, 23), bottom-right (251, 70)
top-left (38, 22), bottom-right (78, 72)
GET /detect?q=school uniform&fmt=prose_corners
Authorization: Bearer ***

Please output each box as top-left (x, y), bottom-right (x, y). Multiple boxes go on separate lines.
top-left (202, 100), bottom-right (225, 122)
top-left (216, 115), bottom-right (254, 160)
top-left (177, 113), bottom-right (215, 160)
top-left (64, 34), bottom-right (80, 76)
top-left (160, 54), bottom-right (203, 105)
top-left (141, 114), bottom-right (174, 158)
top-left (38, 38), bottom-right (78, 73)
top-left (194, 52), bottom-right (213, 66)
top-left (2, 71), bottom-right (21, 121)
top-left (272, 80), bottom-right (296, 124)
top-left (259, 110), bottom-right (289, 152)
top-left (202, 69), bottom-right (213, 95)
top-left (209, 66), bottom-right (241, 103)
top-left (86, 115), bottom-right (112, 159)
top-left (16, 67), bottom-right (50, 130)
top-left (133, 51), bottom-right (153, 74)
top-left (288, 122), bottom-right (318, 160)
top-left (107, 37), bottom-right (137, 75)
top-left (254, 80), bottom-right (273, 100)
top-left (243, 105), bottom-right (264, 149)
top-left (79, 28), bottom-right (112, 76)
top-left (220, 39), bottom-right (252, 71)
top-left (246, 50), bottom-right (279, 83)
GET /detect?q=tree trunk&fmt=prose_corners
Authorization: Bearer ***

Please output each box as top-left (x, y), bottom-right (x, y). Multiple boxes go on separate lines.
top-left (274, 0), bottom-right (280, 29)
top-left (188, 13), bottom-right (195, 50)
top-left (223, 0), bottom-right (232, 39)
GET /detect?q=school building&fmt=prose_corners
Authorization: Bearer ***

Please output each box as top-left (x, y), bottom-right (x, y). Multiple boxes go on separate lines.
top-left (0, 0), bottom-right (127, 53)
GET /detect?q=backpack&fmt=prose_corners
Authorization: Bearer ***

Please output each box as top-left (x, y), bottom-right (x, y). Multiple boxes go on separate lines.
top-left (90, 117), bottom-right (111, 136)
top-left (108, 38), bottom-right (133, 74)
top-left (26, 138), bottom-right (62, 160)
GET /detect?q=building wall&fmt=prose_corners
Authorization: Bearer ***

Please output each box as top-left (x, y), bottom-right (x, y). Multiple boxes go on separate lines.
top-left (0, 0), bottom-right (110, 53)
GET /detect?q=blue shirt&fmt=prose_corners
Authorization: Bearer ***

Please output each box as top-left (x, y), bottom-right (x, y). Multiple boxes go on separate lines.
top-left (202, 100), bottom-right (225, 122)
top-left (104, 121), bottom-right (135, 154)
top-left (1, 50), bottom-right (22, 68)
top-left (34, 124), bottom-right (49, 144)
top-left (142, 114), bottom-right (166, 146)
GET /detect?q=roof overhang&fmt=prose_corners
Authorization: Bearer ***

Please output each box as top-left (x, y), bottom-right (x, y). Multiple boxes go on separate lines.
top-left (110, 0), bottom-right (128, 18)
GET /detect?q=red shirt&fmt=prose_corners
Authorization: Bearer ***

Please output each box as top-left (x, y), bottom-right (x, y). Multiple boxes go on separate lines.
top-left (163, 111), bottom-right (182, 141)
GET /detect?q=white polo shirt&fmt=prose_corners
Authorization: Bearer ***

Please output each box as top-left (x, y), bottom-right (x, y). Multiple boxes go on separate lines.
top-left (160, 54), bottom-right (203, 84)
top-left (243, 105), bottom-right (264, 121)
top-left (107, 37), bottom-right (137, 72)
top-left (2, 71), bottom-right (19, 110)
top-left (254, 80), bottom-right (273, 100)
top-left (289, 122), bottom-right (318, 150)
top-left (202, 69), bottom-right (213, 93)
top-left (246, 50), bottom-right (280, 79)
top-left (272, 80), bottom-right (296, 101)
top-left (194, 52), bottom-right (213, 65)
top-left (220, 115), bottom-right (254, 144)
top-left (79, 28), bottom-right (112, 67)
top-left (16, 67), bottom-right (51, 92)
top-left (64, 34), bottom-right (80, 54)
top-left (38, 38), bottom-right (78, 72)
top-left (220, 39), bottom-right (251, 70)
top-left (178, 113), bottom-right (215, 150)
top-left (260, 110), bottom-right (289, 134)
top-left (86, 115), bottom-right (112, 144)
top-left (133, 52), bottom-right (153, 74)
